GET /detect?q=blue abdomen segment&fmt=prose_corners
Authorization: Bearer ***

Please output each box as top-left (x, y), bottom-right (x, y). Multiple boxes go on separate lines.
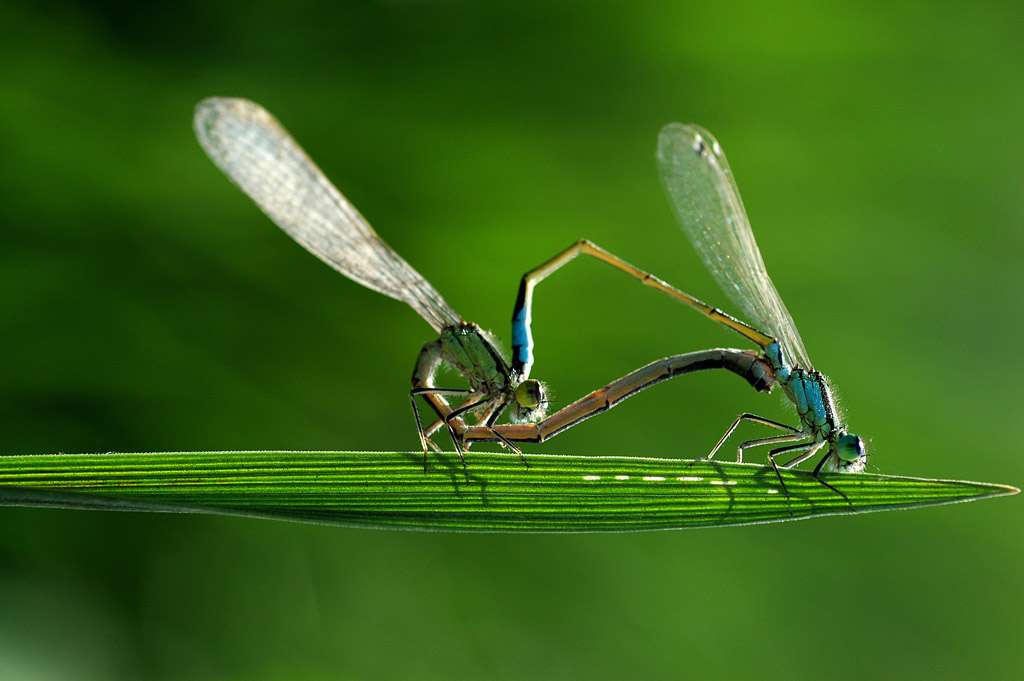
top-left (511, 280), bottom-right (534, 380)
top-left (512, 306), bottom-right (532, 367)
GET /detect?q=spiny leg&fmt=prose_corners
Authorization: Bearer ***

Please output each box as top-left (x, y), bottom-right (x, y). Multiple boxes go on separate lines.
top-left (779, 446), bottom-right (812, 468)
top-left (763, 439), bottom-right (817, 501)
top-left (810, 447), bottom-right (854, 508)
top-left (707, 413), bottom-right (801, 462)
top-left (764, 439), bottom-right (862, 514)
top-left (730, 433), bottom-right (812, 512)
top-left (409, 391), bottom-right (435, 470)
top-left (422, 391), bottom-right (499, 439)
top-left (736, 432), bottom-right (809, 464)
top-left (444, 393), bottom-right (526, 465)
top-left (443, 392), bottom-right (495, 427)
top-left (411, 387), bottom-right (528, 480)
top-left (476, 399), bottom-right (530, 468)
top-left (771, 441), bottom-right (854, 508)
top-left (410, 387), bottom-right (477, 471)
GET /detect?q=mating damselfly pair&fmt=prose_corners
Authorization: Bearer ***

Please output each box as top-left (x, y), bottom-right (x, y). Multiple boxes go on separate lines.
top-left (194, 97), bottom-right (866, 493)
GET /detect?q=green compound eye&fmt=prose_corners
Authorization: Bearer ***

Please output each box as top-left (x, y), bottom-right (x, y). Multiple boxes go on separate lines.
top-left (515, 380), bottom-right (545, 409)
top-left (832, 434), bottom-right (867, 473)
top-left (836, 434), bottom-right (865, 462)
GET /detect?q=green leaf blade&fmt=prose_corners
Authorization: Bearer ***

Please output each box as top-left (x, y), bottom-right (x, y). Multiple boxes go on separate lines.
top-left (0, 451), bottom-right (1016, 532)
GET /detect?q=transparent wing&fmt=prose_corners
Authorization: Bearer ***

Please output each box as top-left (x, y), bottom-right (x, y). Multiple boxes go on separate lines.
top-left (656, 123), bottom-right (812, 370)
top-left (194, 97), bottom-right (461, 333)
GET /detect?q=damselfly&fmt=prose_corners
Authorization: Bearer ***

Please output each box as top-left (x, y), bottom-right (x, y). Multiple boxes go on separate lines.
top-left (193, 98), bottom-right (770, 479)
top-left (193, 97), bottom-right (548, 473)
top-left (486, 124), bottom-right (867, 494)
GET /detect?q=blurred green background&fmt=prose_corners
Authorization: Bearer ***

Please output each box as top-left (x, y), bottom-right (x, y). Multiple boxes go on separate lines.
top-left (1, 1), bottom-right (1022, 679)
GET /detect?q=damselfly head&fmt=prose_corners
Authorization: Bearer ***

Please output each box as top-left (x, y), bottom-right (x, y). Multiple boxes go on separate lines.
top-left (831, 433), bottom-right (867, 473)
top-left (513, 379), bottom-right (548, 423)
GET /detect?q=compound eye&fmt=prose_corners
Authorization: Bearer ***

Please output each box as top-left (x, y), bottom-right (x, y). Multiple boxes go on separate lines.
top-left (515, 379), bottom-right (545, 409)
top-left (837, 434), bottom-right (865, 462)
